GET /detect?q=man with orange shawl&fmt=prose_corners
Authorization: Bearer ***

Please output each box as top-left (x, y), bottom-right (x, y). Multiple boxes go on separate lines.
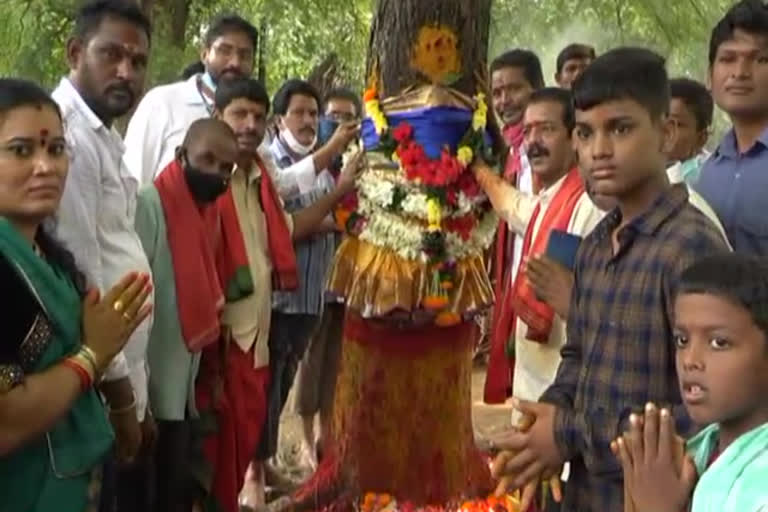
top-left (211, 77), bottom-right (360, 511)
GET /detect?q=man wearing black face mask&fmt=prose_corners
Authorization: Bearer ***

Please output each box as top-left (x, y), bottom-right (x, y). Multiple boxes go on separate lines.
top-left (133, 118), bottom-right (239, 512)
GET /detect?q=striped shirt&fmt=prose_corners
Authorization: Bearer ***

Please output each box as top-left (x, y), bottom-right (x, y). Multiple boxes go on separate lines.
top-left (270, 136), bottom-right (339, 315)
top-left (540, 184), bottom-right (729, 512)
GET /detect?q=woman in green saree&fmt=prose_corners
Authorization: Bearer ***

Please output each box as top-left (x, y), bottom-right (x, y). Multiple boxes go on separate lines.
top-left (0, 78), bottom-right (152, 512)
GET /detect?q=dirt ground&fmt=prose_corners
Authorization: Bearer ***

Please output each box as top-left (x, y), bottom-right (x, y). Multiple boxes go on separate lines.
top-left (273, 365), bottom-right (511, 481)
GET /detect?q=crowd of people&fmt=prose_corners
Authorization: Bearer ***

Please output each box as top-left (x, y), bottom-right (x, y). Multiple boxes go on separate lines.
top-left (0, 0), bottom-right (766, 511)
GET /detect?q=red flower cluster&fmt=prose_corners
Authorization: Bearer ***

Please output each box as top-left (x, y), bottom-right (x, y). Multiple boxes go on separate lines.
top-left (455, 171), bottom-right (481, 198)
top-left (394, 122), bottom-right (465, 188)
top-left (444, 214), bottom-right (475, 241)
top-left (339, 190), bottom-right (359, 211)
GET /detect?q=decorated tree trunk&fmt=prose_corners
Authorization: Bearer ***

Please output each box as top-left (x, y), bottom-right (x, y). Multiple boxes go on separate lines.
top-left (287, 1), bottom-right (511, 511)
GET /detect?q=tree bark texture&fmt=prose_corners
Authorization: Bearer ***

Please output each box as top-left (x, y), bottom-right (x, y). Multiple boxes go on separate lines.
top-left (287, 3), bottom-right (495, 511)
top-left (366, 0), bottom-right (492, 97)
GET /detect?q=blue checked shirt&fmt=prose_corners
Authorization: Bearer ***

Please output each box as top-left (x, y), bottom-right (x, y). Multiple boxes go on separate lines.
top-left (540, 184), bottom-right (730, 512)
top-left (270, 136), bottom-right (340, 316)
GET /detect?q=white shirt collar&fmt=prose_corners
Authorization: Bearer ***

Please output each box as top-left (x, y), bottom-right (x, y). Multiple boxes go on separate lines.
top-left (56, 77), bottom-right (105, 131)
top-left (181, 73), bottom-right (208, 107)
top-left (537, 171), bottom-right (570, 206)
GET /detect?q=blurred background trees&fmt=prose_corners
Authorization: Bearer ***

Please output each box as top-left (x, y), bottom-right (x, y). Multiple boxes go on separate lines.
top-left (0, 0), bottom-right (735, 137)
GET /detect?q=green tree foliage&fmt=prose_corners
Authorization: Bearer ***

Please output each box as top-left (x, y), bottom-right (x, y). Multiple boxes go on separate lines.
top-left (0, 0), bottom-right (742, 140)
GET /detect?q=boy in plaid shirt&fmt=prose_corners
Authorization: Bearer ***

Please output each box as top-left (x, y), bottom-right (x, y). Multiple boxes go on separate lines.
top-left (492, 47), bottom-right (729, 511)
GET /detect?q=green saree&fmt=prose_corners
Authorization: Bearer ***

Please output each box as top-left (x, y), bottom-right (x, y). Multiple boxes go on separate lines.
top-left (0, 218), bottom-right (114, 512)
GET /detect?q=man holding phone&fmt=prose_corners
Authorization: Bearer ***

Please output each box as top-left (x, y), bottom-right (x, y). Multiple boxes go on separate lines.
top-left (475, 88), bottom-right (603, 410)
top-left (249, 80), bottom-right (360, 497)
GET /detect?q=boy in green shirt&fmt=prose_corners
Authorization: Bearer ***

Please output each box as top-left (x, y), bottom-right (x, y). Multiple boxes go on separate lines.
top-left (615, 252), bottom-right (768, 512)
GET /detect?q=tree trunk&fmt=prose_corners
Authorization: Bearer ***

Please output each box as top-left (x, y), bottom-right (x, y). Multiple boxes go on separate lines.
top-left (367, 0), bottom-right (492, 97)
top-left (285, 2), bottom-right (495, 511)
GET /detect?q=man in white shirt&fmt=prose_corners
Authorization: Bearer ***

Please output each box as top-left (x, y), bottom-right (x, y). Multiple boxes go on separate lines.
top-left (124, 13), bottom-right (259, 185)
top-left (51, 1), bottom-right (154, 510)
top-left (123, 13), bottom-right (355, 195)
top-left (476, 88), bottom-right (603, 409)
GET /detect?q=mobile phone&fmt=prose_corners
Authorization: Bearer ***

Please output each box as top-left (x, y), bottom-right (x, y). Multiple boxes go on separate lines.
top-left (545, 230), bottom-right (582, 271)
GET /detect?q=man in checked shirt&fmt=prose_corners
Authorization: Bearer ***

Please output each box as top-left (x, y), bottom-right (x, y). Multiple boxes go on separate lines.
top-left (492, 47), bottom-right (730, 511)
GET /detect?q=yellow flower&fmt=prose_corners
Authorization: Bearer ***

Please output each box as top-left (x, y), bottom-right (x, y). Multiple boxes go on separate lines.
top-left (366, 99), bottom-right (389, 135)
top-left (472, 92), bottom-right (488, 131)
top-left (427, 198), bottom-right (442, 228)
top-left (457, 146), bottom-right (474, 166)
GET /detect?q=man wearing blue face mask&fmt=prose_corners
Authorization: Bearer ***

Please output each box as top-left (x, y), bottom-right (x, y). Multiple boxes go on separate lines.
top-left (250, 80), bottom-right (360, 491)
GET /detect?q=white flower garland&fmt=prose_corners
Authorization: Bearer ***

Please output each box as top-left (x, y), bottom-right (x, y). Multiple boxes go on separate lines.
top-left (357, 195), bottom-right (498, 262)
top-left (357, 171), bottom-right (484, 221)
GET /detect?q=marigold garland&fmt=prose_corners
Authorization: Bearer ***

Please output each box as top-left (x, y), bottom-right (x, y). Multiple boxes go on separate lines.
top-left (359, 492), bottom-right (521, 512)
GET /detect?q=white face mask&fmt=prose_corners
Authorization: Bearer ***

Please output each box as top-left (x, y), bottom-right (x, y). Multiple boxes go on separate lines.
top-left (280, 126), bottom-right (317, 156)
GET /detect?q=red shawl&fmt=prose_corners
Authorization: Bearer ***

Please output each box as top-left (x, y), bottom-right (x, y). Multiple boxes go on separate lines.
top-left (216, 155), bottom-right (298, 297)
top-left (155, 159), bottom-right (224, 352)
top-left (511, 168), bottom-right (584, 341)
top-left (484, 168), bottom-right (584, 403)
top-left (485, 122), bottom-right (526, 403)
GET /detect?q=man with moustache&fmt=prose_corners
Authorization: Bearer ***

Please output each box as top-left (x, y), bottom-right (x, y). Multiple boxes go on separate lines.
top-left (50, 1), bottom-right (155, 510)
top-left (124, 13), bottom-right (259, 185)
top-left (486, 49), bottom-right (545, 404)
top-left (210, 77), bottom-right (360, 510)
top-left (476, 89), bottom-right (603, 430)
top-left (257, 79), bottom-right (359, 484)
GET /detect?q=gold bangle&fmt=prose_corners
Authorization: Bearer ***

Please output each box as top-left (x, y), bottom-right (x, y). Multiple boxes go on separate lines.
top-left (79, 346), bottom-right (101, 374)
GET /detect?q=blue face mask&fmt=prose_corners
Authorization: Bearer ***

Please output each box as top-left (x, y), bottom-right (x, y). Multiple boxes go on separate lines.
top-left (318, 117), bottom-right (340, 145)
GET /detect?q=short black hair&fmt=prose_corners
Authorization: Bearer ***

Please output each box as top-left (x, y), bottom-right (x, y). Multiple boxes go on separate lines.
top-left (490, 49), bottom-right (545, 89)
top-left (272, 79), bottom-right (321, 116)
top-left (709, 0), bottom-right (768, 67)
top-left (323, 88), bottom-right (362, 118)
top-left (204, 13), bottom-right (258, 50)
top-left (0, 78), bottom-right (61, 120)
top-left (528, 87), bottom-right (575, 132)
top-left (678, 252), bottom-right (768, 341)
top-left (73, 0), bottom-right (152, 45)
top-left (572, 47), bottom-right (669, 120)
top-left (556, 43), bottom-right (596, 75)
top-left (214, 77), bottom-right (270, 113)
top-left (670, 78), bottom-right (714, 131)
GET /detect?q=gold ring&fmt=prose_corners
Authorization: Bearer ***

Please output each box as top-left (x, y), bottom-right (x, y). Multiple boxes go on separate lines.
top-left (113, 300), bottom-right (125, 313)
top-left (122, 312), bottom-right (133, 322)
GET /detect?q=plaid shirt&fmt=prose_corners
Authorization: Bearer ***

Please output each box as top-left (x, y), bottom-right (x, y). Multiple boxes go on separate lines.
top-left (540, 184), bottom-right (729, 512)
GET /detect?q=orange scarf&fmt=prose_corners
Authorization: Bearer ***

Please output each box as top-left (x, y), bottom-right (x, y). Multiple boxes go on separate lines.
top-left (155, 159), bottom-right (223, 351)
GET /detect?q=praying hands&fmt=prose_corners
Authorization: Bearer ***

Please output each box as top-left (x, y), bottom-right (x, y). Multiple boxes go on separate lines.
top-left (611, 403), bottom-right (696, 512)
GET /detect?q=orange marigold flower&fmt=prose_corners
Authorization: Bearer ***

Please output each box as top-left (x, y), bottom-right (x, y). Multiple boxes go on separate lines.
top-left (422, 294), bottom-right (449, 310)
top-left (435, 311), bottom-right (461, 327)
top-left (363, 88), bottom-right (378, 103)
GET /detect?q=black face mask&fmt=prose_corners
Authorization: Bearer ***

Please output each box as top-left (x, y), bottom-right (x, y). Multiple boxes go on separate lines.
top-left (182, 154), bottom-right (230, 203)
